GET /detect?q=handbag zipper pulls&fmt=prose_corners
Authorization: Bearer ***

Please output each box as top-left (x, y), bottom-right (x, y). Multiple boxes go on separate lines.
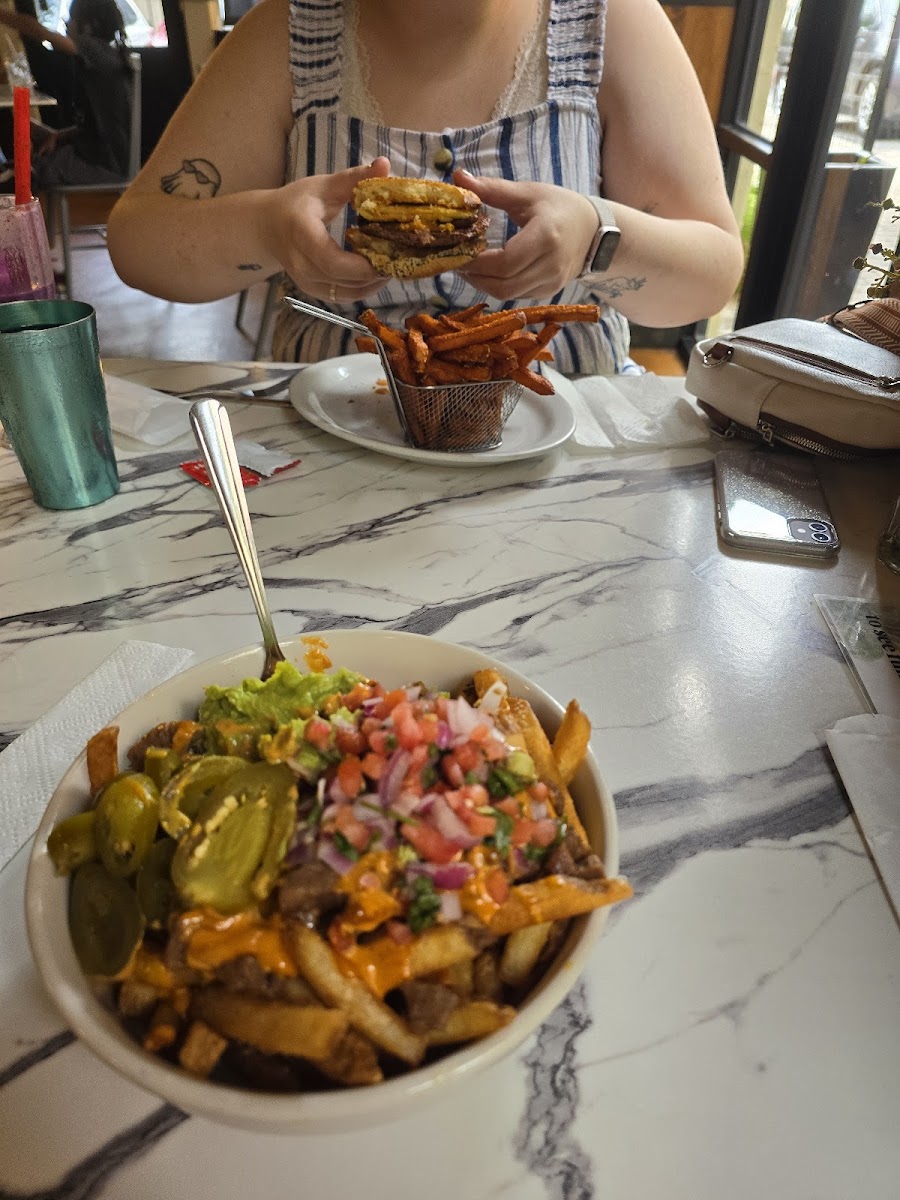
top-left (877, 376), bottom-right (900, 389)
top-left (702, 343), bottom-right (733, 367)
top-left (758, 420), bottom-right (775, 445)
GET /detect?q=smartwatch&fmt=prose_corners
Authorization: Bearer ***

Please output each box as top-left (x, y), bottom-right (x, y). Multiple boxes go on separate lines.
top-left (578, 196), bottom-right (621, 279)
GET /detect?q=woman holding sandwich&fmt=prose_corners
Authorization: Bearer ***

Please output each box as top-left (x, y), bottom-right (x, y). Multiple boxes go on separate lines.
top-left (108, 0), bottom-right (743, 374)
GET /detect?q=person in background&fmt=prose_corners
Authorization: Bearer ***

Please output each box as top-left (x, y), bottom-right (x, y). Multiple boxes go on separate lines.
top-left (108, 0), bottom-right (744, 374)
top-left (0, 0), bottom-right (131, 190)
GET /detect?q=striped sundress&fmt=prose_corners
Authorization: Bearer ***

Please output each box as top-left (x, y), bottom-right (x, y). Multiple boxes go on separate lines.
top-left (271, 0), bottom-right (632, 375)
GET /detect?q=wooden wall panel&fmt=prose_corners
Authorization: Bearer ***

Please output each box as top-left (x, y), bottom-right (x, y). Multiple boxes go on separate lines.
top-left (662, 5), bottom-right (736, 120)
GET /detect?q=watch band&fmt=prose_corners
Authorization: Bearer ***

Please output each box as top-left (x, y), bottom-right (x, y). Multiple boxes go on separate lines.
top-left (579, 196), bottom-right (621, 279)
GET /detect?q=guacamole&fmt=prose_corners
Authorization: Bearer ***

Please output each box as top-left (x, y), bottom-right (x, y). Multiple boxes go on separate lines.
top-left (198, 661), bottom-right (364, 729)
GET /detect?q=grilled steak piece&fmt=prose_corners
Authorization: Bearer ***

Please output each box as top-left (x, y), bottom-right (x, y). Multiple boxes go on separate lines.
top-left (277, 861), bottom-right (344, 925)
top-left (355, 212), bottom-right (489, 250)
top-left (546, 827), bottom-right (606, 881)
top-left (402, 980), bottom-right (460, 1034)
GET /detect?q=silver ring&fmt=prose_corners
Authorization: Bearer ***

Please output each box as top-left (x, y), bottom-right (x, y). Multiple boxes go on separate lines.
top-left (328, 284), bottom-right (337, 304)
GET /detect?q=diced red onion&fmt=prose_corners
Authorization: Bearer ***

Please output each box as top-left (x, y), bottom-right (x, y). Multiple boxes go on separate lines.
top-left (320, 802), bottom-right (340, 824)
top-left (531, 801), bottom-right (549, 822)
top-left (444, 696), bottom-right (485, 739)
top-left (317, 837), bottom-right (356, 876)
top-left (328, 775), bottom-right (350, 804)
top-left (361, 697), bottom-right (381, 715)
top-left (439, 891), bottom-right (463, 922)
top-left (378, 748), bottom-right (411, 809)
top-left (405, 685), bottom-right (422, 701)
top-left (435, 720), bottom-right (453, 750)
top-left (352, 802), bottom-right (398, 849)
top-left (408, 861), bottom-right (474, 889)
top-left (392, 789), bottom-right (423, 818)
top-left (430, 795), bottom-right (480, 848)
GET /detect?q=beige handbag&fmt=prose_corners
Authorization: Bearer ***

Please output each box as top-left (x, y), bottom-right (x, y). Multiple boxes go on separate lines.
top-left (685, 317), bottom-right (900, 458)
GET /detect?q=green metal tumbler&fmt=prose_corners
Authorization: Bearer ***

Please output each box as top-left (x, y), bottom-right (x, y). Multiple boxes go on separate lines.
top-left (0, 300), bottom-right (119, 510)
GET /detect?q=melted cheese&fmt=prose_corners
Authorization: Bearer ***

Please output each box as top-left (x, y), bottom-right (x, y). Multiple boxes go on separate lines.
top-left (178, 908), bottom-right (296, 977)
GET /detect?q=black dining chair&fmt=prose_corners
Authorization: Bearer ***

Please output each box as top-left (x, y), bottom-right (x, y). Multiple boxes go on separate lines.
top-left (44, 52), bottom-right (142, 300)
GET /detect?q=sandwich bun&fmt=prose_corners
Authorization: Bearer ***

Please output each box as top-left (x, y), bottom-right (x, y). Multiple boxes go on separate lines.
top-left (348, 176), bottom-right (489, 280)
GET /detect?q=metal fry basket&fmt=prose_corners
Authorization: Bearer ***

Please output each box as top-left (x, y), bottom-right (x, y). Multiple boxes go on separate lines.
top-left (395, 378), bottom-right (523, 452)
top-left (282, 295), bottom-right (523, 452)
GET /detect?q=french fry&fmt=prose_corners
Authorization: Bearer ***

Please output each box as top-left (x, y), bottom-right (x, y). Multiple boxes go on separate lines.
top-left (426, 1001), bottom-right (516, 1046)
top-left (488, 875), bottom-right (633, 935)
top-left (533, 348), bottom-right (554, 362)
top-left (552, 700), bottom-right (591, 787)
top-left (424, 360), bottom-right (492, 384)
top-left (517, 304), bottom-right (600, 325)
top-left (451, 302), bottom-right (489, 324)
top-left (510, 365), bottom-right (555, 396)
top-left (386, 344), bottom-right (417, 386)
top-left (334, 925), bottom-right (479, 998)
top-left (436, 344), bottom-right (492, 364)
top-left (354, 335), bottom-right (378, 354)
top-left (359, 308), bottom-right (407, 353)
top-left (87, 726), bottom-right (119, 795)
top-left (507, 695), bottom-right (588, 842)
top-left (192, 986), bottom-right (349, 1063)
top-left (178, 1019), bottom-right (228, 1079)
top-left (433, 957), bottom-right (474, 1000)
top-left (289, 925), bottom-right (426, 1065)
top-left (405, 313), bottom-right (445, 337)
top-left (407, 328), bottom-right (430, 374)
top-left (499, 923), bottom-right (553, 988)
top-left (472, 948), bottom-right (503, 1002)
top-left (427, 311), bottom-right (526, 352)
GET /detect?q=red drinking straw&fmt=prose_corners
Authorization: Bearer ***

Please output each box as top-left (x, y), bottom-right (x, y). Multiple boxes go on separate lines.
top-left (13, 85), bottom-right (32, 206)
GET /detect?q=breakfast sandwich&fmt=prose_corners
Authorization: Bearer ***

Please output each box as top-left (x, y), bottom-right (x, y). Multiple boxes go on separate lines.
top-left (346, 177), bottom-right (490, 280)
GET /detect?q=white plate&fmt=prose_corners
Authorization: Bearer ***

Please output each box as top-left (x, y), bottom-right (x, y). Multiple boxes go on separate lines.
top-left (289, 355), bottom-right (577, 466)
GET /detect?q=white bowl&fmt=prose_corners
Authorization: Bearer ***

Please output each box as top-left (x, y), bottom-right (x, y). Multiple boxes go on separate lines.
top-left (25, 630), bottom-right (620, 1134)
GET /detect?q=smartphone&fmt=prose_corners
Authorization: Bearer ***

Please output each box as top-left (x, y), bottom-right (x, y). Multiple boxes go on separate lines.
top-left (713, 446), bottom-right (840, 559)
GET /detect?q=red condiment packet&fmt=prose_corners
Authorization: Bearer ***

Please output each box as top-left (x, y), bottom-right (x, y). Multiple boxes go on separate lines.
top-left (180, 440), bottom-right (301, 488)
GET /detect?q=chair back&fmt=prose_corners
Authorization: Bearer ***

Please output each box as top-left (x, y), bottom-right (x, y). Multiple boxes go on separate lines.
top-left (126, 52), bottom-right (142, 181)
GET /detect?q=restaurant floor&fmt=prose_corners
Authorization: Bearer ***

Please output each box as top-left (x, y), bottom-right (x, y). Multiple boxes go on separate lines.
top-left (61, 198), bottom-right (685, 373)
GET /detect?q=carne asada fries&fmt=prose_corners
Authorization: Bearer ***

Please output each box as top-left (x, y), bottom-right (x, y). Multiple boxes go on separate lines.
top-left (47, 659), bottom-right (631, 1092)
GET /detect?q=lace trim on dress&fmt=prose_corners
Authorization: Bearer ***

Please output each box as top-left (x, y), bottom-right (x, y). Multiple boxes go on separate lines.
top-left (342, 0), bottom-right (549, 123)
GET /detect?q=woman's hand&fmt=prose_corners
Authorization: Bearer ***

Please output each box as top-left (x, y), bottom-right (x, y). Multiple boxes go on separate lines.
top-left (453, 170), bottom-right (599, 301)
top-left (258, 157), bottom-right (391, 302)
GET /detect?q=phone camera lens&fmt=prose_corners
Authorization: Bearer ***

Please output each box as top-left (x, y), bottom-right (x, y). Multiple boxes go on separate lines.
top-left (812, 531), bottom-right (830, 542)
top-left (808, 521), bottom-right (830, 533)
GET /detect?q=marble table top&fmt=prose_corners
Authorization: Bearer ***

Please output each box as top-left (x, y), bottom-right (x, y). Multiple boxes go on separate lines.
top-left (1, 357), bottom-right (899, 1200)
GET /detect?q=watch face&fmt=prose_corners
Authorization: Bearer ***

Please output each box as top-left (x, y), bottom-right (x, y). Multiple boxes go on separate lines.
top-left (591, 228), bottom-right (621, 273)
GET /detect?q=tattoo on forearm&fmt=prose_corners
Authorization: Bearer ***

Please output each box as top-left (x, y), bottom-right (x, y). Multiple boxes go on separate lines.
top-left (160, 158), bottom-right (222, 199)
top-left (237, 263), bottom-right (262, 271)
top-left (592, 276), bottom-right (646, 301)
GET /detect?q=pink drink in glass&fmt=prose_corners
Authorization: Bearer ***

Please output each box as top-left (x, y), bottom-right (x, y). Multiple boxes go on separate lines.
top-left (0, 196), bottom-right (57, 302)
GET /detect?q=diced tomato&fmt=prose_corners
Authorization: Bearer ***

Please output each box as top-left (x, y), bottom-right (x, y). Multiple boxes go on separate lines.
top-left (304, 718), bottom-right (332, 750)
top-left (341, 683), bottom-right (374, 712)
top-left (485, 868), bottom-right (509, 905)
top-left (392, 702), bottom-right (424, 750)
top-left (482, 738), bottom-right (507, 761)
top-left (361, 752), bottom-right (386, 781)
top-left (381, 689), bottom-right (408, 713)
top-left (408, 743), bottom-right (430, 769)
top-left (440, 756), bottom-right (465, 788)
top-left (451, 741), bottom-right (482, 773)
top-left (366, 728), bottom-right (397, 757)
top-left (402, 822), bottom-right (460, 865)
top-left (335, 804), bottom-right (371, 851)
top-left (529, 781), bottom-right (551, 803)
top-left (511, 818), bottom-right (537, 847)
top-left (463, 810), bottom-right (497, 839)
top-left (337, 755), bottom-right (364, 799)
top-left (532, 819), bottom-right (559, 848)
top-left (335, 726), bottom-right (367, 756)
top-left (494, 797), bottom-right (519, 817)
top-left (460, 783), bottom-right (489, 808)
top-left (418, 713), bottom-right (440, 743)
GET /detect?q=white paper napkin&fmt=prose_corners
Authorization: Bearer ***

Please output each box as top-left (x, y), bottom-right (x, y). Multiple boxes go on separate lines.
top-left (567, 373), bottom-right (711, 453)
top-left (825, 713), bottom-right (900, 920)
top-left (104, 374), bottom-right (194, 446)
top-left (0, 640), bottom-right (194, 871)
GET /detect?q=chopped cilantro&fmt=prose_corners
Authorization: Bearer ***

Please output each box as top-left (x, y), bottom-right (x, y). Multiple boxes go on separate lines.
top-left (464, 770), bottom-right (481, 786)
top-left (384, 733), bottom-right (398, 752)
top-left (408, 875), bottom-right (441, 933)
top-left (421, 764), bottom-right (438, 789)
top-left (487, 766), bottom-right (522, 798)
top-left (522, 843), bottom-right (548, 863)
top-left (333, 832), bottom-right (359, 861)
top-left (489, 808), bottom-right (515, 858)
